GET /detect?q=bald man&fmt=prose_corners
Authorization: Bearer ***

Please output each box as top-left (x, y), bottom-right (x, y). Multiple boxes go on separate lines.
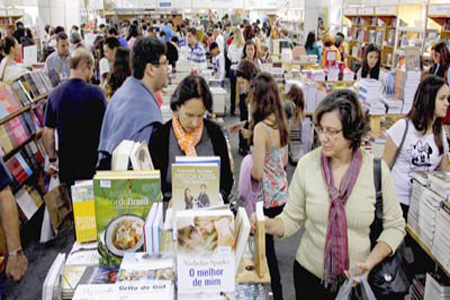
top-left (43, 48), bottom-right (107, 186)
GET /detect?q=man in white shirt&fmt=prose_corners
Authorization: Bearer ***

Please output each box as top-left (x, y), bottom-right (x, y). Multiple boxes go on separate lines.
top-left (213, 25), bottom-right (225, 54)
top-left (210, 42), bottom-right (225, 87)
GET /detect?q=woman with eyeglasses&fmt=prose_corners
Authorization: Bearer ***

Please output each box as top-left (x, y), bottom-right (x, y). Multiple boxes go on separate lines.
top-left (150, 75), bottom-right (233, 204)
top-left (252, 89), bottom-right (405, 299)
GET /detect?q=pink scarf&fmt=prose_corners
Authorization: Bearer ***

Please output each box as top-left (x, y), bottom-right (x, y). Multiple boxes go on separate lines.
top-left (320, 148), bottom-right (363, 292)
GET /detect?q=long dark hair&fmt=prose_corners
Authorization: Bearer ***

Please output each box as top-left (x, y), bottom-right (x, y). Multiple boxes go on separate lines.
top-left (0, 37), bottom-right (17, 55)
top-left (361, 44), bottom-right (381, 79)
top-left (243, 25), bottom-right (254, 41)
top-left (108, 47), bottom-right (131, 97)
top-left (242, 40), bottom-right (257, 61)
top-left (407, 75), bottom-right (447, 155)
top-left (305, 31), bottom-right (316, 50)
top-left (431, 41), bottom-right (450, 78)
top-left (127, 25), bottom-right (138, 41)
top-left (250, 72), bottom-right (289, 147)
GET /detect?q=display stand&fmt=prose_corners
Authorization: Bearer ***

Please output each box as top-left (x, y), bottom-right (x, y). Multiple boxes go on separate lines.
top-left (236, 218), bottom-right (270, 284)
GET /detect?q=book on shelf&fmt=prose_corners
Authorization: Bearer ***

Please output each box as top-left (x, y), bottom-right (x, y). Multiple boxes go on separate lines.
top-left (0, 85), bottom-right (21, 119)
top-left (172, 156), bottom-right (220, 215)
top-left (405, 47), bottom-right (421, 72)
top-left (117, 252), bottom-right (175, 284)
top-left (376, 32), bottom-right (384, 46)
top-left (93, 170), bottom-right (161, 266)
top-left (368, 31), bottom-right (376, 44)
top-left (71, 180), bottom-right (97, 243)
top-left (176, 209), bottom-right (235, 298)
top-left (5, 153), bottom-right (33, 186)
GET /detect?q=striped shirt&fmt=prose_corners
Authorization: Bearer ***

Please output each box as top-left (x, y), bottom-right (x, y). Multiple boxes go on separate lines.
top-left (187, 42), bottom-right (207, 64)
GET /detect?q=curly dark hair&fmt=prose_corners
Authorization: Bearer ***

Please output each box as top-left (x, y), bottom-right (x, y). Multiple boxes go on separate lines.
top-left (315, 90), bottom-right (370, 150)
top-left (407, 75), bottom-right (447, 155)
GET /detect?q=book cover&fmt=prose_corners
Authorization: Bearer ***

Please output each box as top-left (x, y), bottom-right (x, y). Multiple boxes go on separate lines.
top-left (176, 209), bottom-right (235, 297)
top-left (0, 85), bottom-right (21, 119)
top-left (117, 252), bottom-right (174, 283)
top-left (172, 160), bottom-right (220, 222)
top-left (93, 171), bottom-right (161, 266)
top-left (234, 207), bottom-right (250, 273)
top-left (72, 181), bottom-right (97, 243)
top-left (405, 47), bottom-right (421, 72)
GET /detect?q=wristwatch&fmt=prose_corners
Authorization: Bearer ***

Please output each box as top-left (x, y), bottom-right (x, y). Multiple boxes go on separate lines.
top-left (8, 247), bottom-right (23, 257)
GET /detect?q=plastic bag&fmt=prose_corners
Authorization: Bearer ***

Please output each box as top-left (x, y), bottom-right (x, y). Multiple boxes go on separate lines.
top-left (335, 276), bottom-right (377, 300)
top-left (39, 176), bottom-right (60, 243)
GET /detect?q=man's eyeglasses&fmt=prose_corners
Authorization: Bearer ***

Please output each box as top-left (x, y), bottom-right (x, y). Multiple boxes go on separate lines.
top-left (150, 60), bottom-right (169, 67)
top-left (314, 126), bottom-right (343, 137)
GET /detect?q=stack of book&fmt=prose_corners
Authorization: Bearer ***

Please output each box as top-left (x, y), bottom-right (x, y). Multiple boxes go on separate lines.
top-left (417, 185), bottom-right (445, 248)
top-left (424, 273), bottom-right (450, 300)
top-left (429, 172), bottom-right (450, 199)
top-left (394, 70), bottom-right (421, 113)
top-left (303, 82), bottom-right (318, 113)
top-left (342, 69), bottom-right (354, 81)
top-left (143, 201), bottom-right (163, 253)
top-left (359, 79), bottom-right (384, 115)
top-left (409, 176), bottom-right (428, 234)
top-left (210, 86), bottom-right (226, 115)
top-left (411, 274), bottom-right (426, 300)
top-left (431, 201), bottom-right (450, 274)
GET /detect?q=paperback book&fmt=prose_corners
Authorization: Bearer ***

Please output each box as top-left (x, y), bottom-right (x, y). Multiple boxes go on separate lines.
top-left (72, 180), bottom-right (97, 243)
top-left (176, 209), bottom-right (235, 298)
top-left (172, 156), bottom-right (220, 222)
top-left (93, 171), bottom-right (161, 266)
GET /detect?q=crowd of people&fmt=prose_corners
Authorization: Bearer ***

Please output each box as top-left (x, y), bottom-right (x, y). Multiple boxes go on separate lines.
top-left (0, 15), bottom-right (449, 300)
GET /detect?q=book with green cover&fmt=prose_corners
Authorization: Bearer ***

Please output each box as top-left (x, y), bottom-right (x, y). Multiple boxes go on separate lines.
top-left (93, 171), bottom-right (161, 266)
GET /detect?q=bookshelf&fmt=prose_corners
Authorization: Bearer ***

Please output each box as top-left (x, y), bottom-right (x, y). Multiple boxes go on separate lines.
top-left (427, 4), bottom-right (450, 44)
top-left (0, 71), bottom-right (55, 243)
top-left (343, 6), bottom-right (398, 71)
top-left (0, 8), bottom-right (23, 36)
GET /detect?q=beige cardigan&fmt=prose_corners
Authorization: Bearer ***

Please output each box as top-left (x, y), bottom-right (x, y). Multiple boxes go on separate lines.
top-left (277, 147), bottom-right (406, 280)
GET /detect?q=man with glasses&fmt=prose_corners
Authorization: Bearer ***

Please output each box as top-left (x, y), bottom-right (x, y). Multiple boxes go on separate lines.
top-left (98, 37), bottom-right (169, 169)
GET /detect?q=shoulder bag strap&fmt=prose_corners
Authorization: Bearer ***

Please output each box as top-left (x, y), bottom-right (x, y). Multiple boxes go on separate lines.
top-left (370, 158), bottom-right (383, 249)
top-left (0, 57), bottom-right (10, 82)
top-left (390, 119), bottom-right (409, 170)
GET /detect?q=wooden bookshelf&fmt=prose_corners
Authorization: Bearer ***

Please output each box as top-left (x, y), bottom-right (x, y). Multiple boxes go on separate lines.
top-left (0, 92), bottom-right (49, 126)
top-left (427, 4), bottom-right (450, 42)
top-left (406, 224), bottom-right (450, 277)
top-left (343, 6), bottom-right (398, 70)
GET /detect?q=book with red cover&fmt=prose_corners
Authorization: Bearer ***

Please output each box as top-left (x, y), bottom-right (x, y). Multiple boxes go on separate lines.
top-left (5, 154), bottom-right (33, 185)
top-left (0, 86), bottom-right (21, 119)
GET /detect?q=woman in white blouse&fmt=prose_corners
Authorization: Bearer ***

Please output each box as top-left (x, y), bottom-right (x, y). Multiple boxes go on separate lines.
top-left (0, 37), bottom-right (19, 82)
top-left (227, 28), bottom-right (245, 115)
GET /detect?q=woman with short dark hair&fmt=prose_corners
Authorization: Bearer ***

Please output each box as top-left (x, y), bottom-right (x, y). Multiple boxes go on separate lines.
top-left (150, 75), bottom-right (234, 203)
top-left (255, 89), bottom-right (406, 299)
top-left (0, 37), bottom-right (19, 82)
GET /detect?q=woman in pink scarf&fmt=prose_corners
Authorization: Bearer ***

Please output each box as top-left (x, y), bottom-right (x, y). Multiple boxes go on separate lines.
top-left (252, 90), bottom-right (405, 299)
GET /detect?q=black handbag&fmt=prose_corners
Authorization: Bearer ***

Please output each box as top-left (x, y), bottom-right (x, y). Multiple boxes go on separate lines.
top-left (368, 158), bottom-right (410, 298)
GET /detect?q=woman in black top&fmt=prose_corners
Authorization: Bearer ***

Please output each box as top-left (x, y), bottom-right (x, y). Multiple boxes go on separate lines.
top-left (150, 75), bottom-right (233, 203)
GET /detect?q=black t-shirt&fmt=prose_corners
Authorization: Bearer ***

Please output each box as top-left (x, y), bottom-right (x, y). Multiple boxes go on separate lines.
top-left (0, 159), bottom-right (12, 191)
top-left (44, 78), bottom-right (107, 185)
